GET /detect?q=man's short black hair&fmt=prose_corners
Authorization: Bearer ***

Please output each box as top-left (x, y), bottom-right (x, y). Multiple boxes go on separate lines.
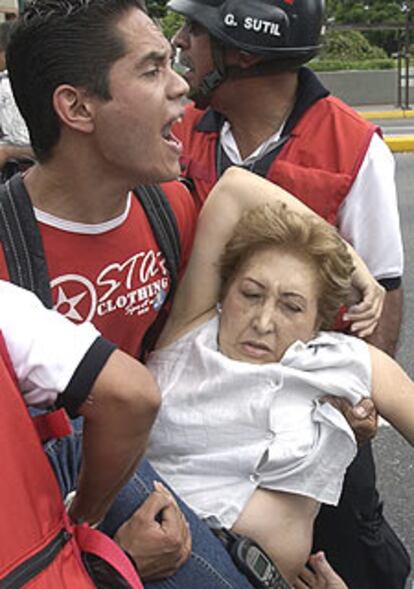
top-left (0, 21), bottom-right (13, 52)
top-left (7, 0), bottom-right (147, 161)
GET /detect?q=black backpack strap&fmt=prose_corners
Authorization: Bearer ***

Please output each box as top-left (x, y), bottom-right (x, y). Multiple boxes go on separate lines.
top-left (0, 172), bottom-right (53, 308)
top-left (134, 184), bottom-right (181, 359)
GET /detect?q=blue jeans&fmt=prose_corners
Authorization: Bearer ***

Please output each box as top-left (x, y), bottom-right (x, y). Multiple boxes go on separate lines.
top-left (44, 419), bottom-right (253, 589)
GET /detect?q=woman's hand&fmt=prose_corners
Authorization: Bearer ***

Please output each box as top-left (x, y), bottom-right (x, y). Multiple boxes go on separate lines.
top-left (345, 255), bottom-right (385, 338)
top-left (294, 552), bottom-right (348, 589)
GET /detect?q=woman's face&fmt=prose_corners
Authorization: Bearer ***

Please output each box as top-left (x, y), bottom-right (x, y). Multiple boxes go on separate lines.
top-left (218, 246), bottom-right (321, 364)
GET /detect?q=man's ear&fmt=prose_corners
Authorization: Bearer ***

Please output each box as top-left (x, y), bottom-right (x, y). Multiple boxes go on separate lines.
top-left (226, 47), bottom-right (263, 69)
top-left (53, 85), bottom-right (97, 134)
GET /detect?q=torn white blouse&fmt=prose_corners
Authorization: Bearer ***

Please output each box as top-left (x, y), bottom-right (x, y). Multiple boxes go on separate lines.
top-left (147, 316), bottom-right (371, 529)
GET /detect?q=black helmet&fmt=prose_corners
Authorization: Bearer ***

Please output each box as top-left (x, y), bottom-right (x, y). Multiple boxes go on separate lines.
top-left (168, 0), bottom-right (324, 65)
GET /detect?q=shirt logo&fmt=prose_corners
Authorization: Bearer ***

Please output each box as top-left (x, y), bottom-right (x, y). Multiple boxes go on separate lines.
top-left (51, 250), bottom-right (169, 324)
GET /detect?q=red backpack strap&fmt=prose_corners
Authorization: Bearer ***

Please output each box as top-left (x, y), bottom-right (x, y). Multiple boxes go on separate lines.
top-left (75, 524), bottom-right (143, 589)
top-left (32, 408), bottom-right (73, 442)
top-left (0, 328), bottom-right (73, 442)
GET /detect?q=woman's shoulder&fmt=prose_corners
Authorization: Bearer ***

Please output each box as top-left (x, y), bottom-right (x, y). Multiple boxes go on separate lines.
top-left (148, 314), bottom-right (219, 372)
top-left (283, 331), bottom-right (369, 365)
top-left (281, 331), bottom-right (371, 401)
top-left (147, 315), bottom-right (221, 394)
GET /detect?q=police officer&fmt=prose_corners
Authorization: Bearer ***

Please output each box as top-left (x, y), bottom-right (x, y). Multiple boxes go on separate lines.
top-left (169, 1), bottom-right (409, 587)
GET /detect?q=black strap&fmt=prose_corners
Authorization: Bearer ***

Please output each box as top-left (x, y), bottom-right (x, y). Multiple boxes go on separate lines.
top-left (133, 184), bottom-right (181, 360)
top-left (0, 172), bottom-right (52, 308)
top-left (0, 175), bottom-right (181, 357)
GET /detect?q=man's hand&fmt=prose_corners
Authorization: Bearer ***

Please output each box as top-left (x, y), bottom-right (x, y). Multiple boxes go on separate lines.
top-left (321, 396), bottom-right (378, 446)
top-left (344, 243), bottom-right (385, 339)
top-left (294, 552), bottom-right (348, 589)
top-left (115, 481), bottom-right (192, 580)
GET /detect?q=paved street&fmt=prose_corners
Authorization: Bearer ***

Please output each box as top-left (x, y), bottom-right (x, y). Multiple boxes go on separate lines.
top-left (374, 153), bottom-right (414, 589)
top-left (381, 119), bottom-right (414, 137)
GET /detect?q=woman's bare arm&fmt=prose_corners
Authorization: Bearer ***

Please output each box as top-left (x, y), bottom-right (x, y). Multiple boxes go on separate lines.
top-left (369, 345), bottom-right (414, 445)
top-left (158, 167), bottom-right (384, 348)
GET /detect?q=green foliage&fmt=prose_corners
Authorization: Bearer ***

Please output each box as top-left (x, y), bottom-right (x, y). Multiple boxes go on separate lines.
top-left (146, 0), bottom-right (183, 39)
top-left (310, 57), bottom-right (395, 71)
top-left (315, 29), bottom-right (394, 70)
top-left (326, 0), bottom-right (408, 56)
top-left (321, 30), bottom-right (388, 60)
top-left (146, 0), bottom-right (168, 19)
top-left (326, 0), bottom-right (405, 25)
top-left (161, 11), bottom-right (184, 39)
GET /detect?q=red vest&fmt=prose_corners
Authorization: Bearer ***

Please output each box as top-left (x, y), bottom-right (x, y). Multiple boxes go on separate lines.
top-left (175, 97), bottom-right (379, 224)
top-left (0, 333), bottom-right (142, 588)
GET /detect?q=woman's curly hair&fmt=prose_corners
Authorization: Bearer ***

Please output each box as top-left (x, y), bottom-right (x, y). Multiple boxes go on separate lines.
top-left (219, 202), bottom-right (355, 330)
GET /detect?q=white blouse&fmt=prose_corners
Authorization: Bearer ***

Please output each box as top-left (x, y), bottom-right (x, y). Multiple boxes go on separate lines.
top-left (146, 316), bottom-right (371, 529)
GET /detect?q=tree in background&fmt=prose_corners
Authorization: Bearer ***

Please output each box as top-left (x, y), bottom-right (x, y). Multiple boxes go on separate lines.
top-left (327, 0), bottom-right (404, 25)
top-left (147, 0), bottom-right (183, 39)
top-left (146, 0), bottom-right (167, 19)
top-left (326, 0), bottom-right (408, 56)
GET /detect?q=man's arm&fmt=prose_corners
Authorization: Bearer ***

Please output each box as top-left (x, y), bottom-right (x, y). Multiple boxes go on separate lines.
top-left (365, 286), bottom-right (403, 357)
top-left (337, 135), bottom-right (404, 355)
top-left (68, 348), bottom-right (161, 525)
top-left (0, 143), bottom-right (34, 169)
top-left (0, 280), bottom-right (161, 526)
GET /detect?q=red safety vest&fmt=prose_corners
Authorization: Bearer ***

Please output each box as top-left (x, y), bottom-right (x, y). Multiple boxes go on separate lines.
top-left (176, 96), bottom-right (380, 224)
top-left (0, 332), bottom-right (143, 588)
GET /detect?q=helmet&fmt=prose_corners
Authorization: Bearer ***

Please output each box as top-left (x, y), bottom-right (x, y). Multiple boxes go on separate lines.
top-left (168, 0), bottom-right (324, 66)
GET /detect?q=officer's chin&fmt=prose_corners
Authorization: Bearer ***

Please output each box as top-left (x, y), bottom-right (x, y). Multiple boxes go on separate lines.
top-left (188, 87), bottom-right (212, 110)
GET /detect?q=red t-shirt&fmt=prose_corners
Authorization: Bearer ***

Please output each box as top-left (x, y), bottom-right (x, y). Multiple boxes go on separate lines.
top-left (0, 181), bottom-right (197, 357)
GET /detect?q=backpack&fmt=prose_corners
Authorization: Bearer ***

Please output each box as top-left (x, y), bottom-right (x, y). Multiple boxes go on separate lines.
top-left (0, 331), bottom-right (143, 589)
top-left (0, 173), bottom-right (182, 359)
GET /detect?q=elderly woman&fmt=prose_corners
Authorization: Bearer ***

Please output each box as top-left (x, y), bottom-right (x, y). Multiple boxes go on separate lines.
top-left (145, 168), bottom-right (412, 586)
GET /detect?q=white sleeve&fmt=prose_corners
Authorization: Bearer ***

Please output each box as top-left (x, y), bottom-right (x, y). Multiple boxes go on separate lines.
top-left (0, 73), bottom-right (30, 146)
top-left (0, 280), bottom-right (100, 407)
top-left (337, 133), bottom-right (404, 281)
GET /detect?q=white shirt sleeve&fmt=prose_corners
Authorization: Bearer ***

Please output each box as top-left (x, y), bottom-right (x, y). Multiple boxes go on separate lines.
top-left (0, 280), bottom-right (100, 407)
top-left (337, 133), bottom-right (404, 281)
top-left (0, 72), bottom-right (30, 146)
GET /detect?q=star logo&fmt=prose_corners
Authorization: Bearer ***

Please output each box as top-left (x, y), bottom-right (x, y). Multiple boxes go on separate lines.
top-left (55, 287), bottom-right (87, 321)
top-left (51, 274), bottom-right (97, 323)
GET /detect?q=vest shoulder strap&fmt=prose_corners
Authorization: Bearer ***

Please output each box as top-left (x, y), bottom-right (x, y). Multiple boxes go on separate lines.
top-left (0, 173), bottom-right (52, 308)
